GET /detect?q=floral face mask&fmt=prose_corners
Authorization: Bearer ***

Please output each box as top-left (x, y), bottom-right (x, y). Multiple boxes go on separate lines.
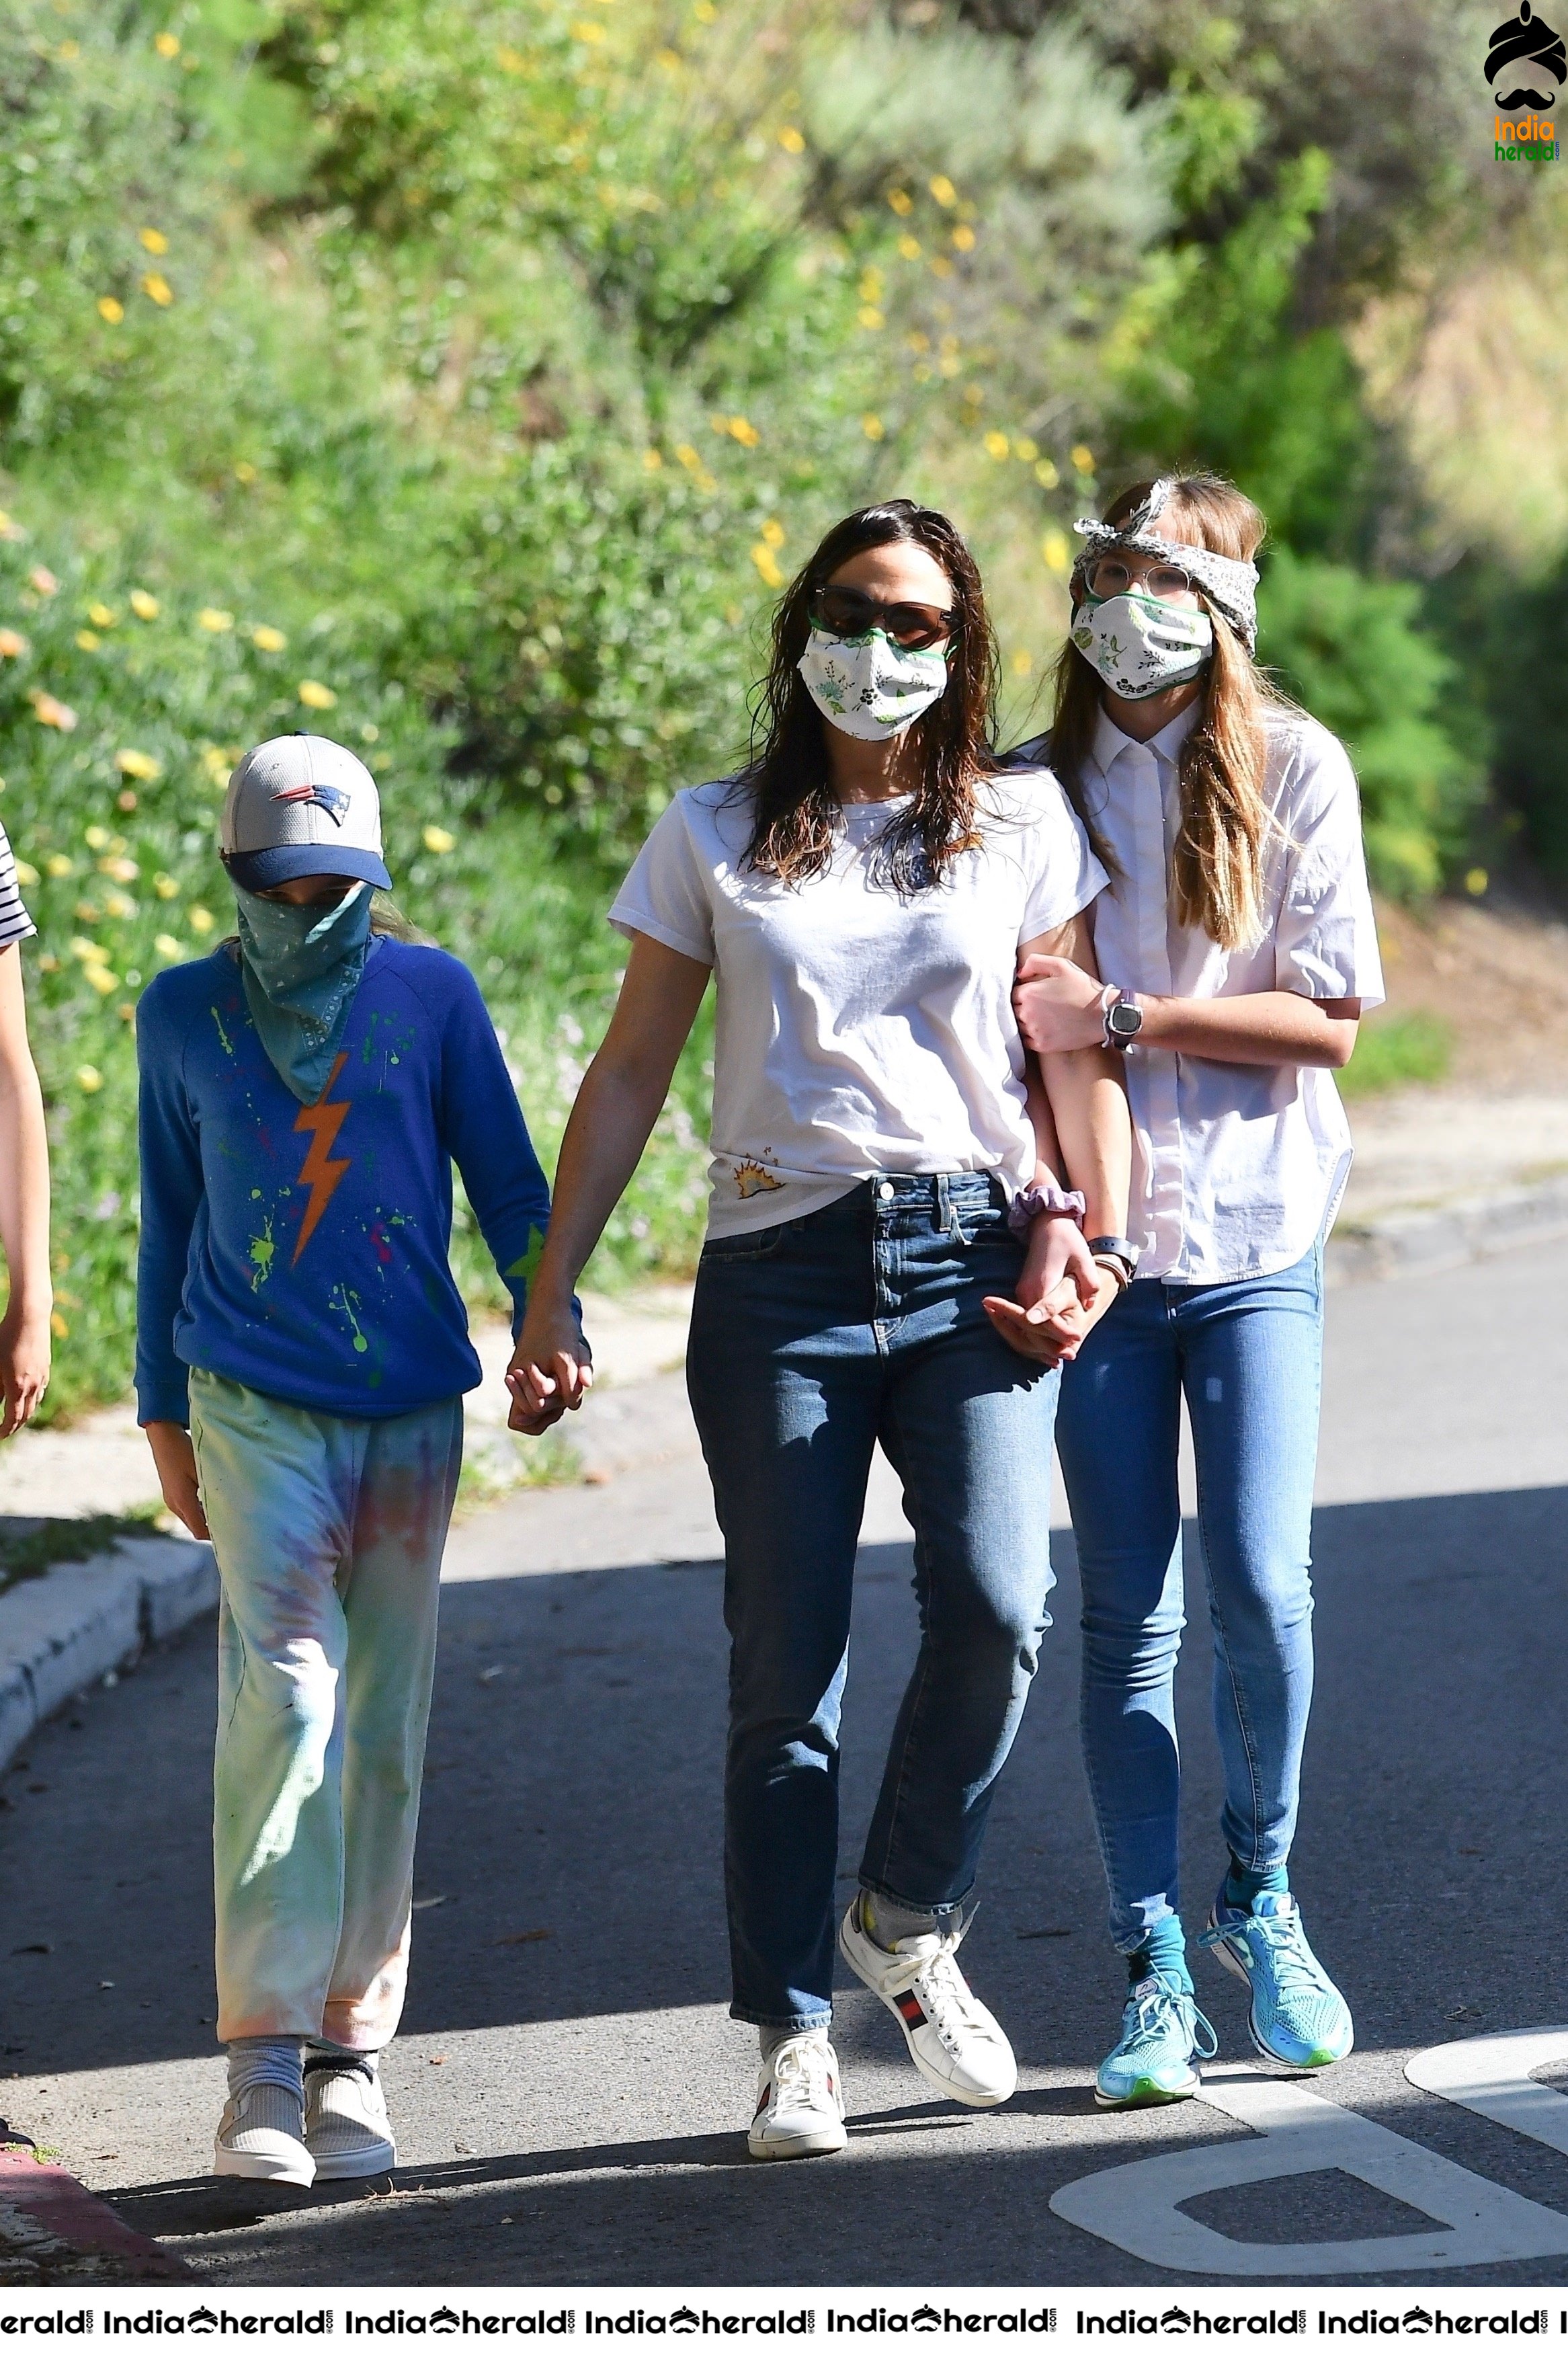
top-left (797, 627), bottom-right (949, 740)
top-left (1071, 592), bottom-right (1212, 701)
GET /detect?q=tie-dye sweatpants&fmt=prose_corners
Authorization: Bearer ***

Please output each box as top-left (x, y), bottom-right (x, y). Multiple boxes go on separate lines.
top-left (188, 1368), bottom-right (464, 2048)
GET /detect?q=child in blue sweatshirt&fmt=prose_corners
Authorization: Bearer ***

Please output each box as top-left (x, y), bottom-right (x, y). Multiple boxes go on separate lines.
top-left (137, 733), bottom-right (553, 2187)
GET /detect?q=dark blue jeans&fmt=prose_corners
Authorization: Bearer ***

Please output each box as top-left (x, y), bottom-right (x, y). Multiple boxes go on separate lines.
top-left (686, 1175), bottom-right (1060, 2032)
top-left (1054, 1246), bottom-right (1323, 1954)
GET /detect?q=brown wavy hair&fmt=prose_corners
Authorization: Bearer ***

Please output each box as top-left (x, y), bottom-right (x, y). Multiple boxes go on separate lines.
top-left (1048, 472), bottom-right (1282, 951)
top-left (739, 499), bottom-right (999, 893)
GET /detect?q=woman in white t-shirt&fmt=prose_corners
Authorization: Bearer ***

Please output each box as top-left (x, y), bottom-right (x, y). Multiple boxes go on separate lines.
top-left (508, 499), bottom-right (1132, 2159)
top-left (1011, 473), bottom-right (1385, 2112)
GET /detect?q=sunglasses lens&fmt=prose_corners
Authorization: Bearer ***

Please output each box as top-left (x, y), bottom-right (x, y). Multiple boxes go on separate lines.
top-left (815, 590), bottom-right (874, 638)
top-left (886, 606), bottom-right (949, 650)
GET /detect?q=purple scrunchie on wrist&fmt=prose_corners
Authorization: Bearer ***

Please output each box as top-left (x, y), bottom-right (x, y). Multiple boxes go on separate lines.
top-left (1007, 1181), bottom-right (1087, 1241)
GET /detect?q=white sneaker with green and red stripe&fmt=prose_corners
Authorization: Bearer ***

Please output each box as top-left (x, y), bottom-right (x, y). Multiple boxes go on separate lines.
top-left (838, 1897), bottom-right (1017, 2108)
top-left (747, 2034), bottom-right (848, 2160)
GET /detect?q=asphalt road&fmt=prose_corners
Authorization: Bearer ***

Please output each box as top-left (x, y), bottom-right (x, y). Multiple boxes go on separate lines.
top-left (4, 1242), bottom-right (1568, 2288)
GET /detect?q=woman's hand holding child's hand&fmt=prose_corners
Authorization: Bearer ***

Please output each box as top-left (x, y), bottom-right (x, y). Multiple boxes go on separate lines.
top-left (507, 1298), bottom-right (593, 1434)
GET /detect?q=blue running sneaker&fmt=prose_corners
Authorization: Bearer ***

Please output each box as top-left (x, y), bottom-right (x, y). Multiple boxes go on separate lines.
top-left (1199, 1890), bottom-right (1354, 2068)
top-left (1094, 1971), bottom-right (1218, 2110)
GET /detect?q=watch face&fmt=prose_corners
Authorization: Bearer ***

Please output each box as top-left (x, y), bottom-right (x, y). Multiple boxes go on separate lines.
top-left (1108, 1000), bottom-right (1143, 1036)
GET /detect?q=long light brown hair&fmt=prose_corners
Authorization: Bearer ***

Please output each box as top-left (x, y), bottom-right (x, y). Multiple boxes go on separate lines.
top-left (739, 500), bottom-right (1000, 893)
top-left (1048, 473), bottom-right (1282, 951)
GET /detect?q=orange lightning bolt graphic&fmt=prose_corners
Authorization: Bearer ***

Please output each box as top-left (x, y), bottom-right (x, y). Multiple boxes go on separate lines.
top-left (292, 1052), bottom-right (353, 1265)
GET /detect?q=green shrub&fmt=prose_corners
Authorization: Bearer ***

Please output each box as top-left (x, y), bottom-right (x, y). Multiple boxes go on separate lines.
top-left (1337, 1009), bottom-right (1451, 1099)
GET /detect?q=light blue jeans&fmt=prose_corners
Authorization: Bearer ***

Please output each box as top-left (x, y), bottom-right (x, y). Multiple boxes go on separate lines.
top-left (1053, 1246), bottom-right (1323, 1953)
top-left (686, 1176), bottom-right (1061, 2032)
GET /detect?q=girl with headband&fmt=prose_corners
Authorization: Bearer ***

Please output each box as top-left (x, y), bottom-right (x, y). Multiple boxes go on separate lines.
top-left (1010, 472), bottom-right (1385, 2109)
top-left (507, 499), bottom-right (1131, 2159)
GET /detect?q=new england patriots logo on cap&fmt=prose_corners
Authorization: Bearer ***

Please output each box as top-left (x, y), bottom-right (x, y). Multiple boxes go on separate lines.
top-left (273, 779), bottom-right (352, 826)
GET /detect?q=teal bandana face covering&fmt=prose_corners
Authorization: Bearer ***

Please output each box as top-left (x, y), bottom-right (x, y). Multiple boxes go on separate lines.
top-left (233, 881), bottom-right (373, 1104)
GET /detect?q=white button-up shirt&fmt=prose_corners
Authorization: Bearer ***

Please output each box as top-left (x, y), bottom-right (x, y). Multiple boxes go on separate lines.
top-left (1020, 703), bottom-right (1385, 1283)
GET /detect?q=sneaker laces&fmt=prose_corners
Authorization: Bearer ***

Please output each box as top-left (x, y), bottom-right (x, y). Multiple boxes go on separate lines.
top-left (1124, 1971), bottom-right (1218, 2061)
top-left (898, 1938), bottom-right (995, 2053)
top-left (769, 2039), bottom-right (835, 2116)
top-left (1200, 1901), bottom-right (1320, 1998)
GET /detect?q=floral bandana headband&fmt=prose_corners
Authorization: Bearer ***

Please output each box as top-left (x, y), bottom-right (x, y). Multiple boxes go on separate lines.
top-left (1072, 477), bottom-right (1260, 655)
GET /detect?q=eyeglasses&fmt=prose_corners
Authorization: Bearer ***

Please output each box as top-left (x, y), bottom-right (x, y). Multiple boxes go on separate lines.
top-left (1083, 556), bottom-right (1197, 604)
top-left (809, 584), bottom-right (958, 651)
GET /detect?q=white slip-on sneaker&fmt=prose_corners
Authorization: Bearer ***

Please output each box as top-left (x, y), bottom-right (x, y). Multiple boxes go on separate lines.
top-left (303, 2057), bottom-right (397, 2179)
top-left (839, 1897), bottom-right (1018, 2108)
top-left (747, 2036), bottom-right (848, 2161)
top-left (214, 2082), bottom-right (315, 2184)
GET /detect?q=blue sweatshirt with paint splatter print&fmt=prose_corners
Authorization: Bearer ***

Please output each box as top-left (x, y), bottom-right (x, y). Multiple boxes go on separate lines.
top-left (135, 936), bottom-right (552, 1425)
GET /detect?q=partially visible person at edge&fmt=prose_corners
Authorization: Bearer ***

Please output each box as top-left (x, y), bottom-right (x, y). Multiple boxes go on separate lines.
top-left (0, 817), bottom-right (50, 1436)
top-left (135, 735), bottom-right (555, 2188)
top-left (507, 499), bottom-right (1133, 2161)
top-left (1009, 472), bottom-right (1384, 2111)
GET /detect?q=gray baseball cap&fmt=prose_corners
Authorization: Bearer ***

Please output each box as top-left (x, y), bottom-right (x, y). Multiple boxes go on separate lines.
top-left (220, 733), bottom-right (393, 893)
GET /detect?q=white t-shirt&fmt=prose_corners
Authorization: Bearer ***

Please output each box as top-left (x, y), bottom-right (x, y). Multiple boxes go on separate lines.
top-left (609, 772), bottom-right (1107, 1236)
top-left (1016, 703), bottom-right (1385, 1283)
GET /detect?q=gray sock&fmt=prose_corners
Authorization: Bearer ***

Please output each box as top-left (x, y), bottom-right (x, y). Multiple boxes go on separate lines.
top-left (860, 1890), bottom-right (947, 1951)
top-left (226, 2036), bottom-right (303, 2100)
top-left (759, 2024), bottom-right (831, 2063)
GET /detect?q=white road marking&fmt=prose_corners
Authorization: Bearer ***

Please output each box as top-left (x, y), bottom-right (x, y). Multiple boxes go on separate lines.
top-left (1050, 2065), bottom-right (1568, 2276)
top-left (1406, 2026), bottom-right (1568, 2157)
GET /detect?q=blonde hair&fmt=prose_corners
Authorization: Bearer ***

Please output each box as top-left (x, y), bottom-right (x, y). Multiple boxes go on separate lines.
top-left (1049, 471), bottom-right (1282, 951)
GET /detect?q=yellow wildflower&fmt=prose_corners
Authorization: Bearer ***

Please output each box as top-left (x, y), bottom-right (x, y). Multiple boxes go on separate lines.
top-left (89, 604), bottom-right (117, 628)
top-left (139, 228), bottom-right (170, 255)
top-left (198, 607), bottom-right (234, 633)
top-left (84, 827), bottom-right (110, 850)
top-left (71, 936), bottom-right (107, 962)
top-left (85, 966), bottom-right (118, 996)
top-left (729, 416), bottom-right (760, 448)
top-left (97, 296), bottom-right (125, 325)
top-left (130, 589), bottom-right (159, 620)
top-left (103, 891), bottom-right (136, 920)
top-left (50, 1310), bottom-right (69, 1337)
top-left (199, 745), bottom-right (230, 783)
top-left (750, 545), bottom-right (784, 590)
top-left (571, 19), bottom-right (607, 40)
top-left (141, 273), bottom-right (174, 307)
top-left (692, 0), bottom-right (716, 18)
top-left (115, 749), bottom-right (162, 781)
top-left (1014, 436), bottom-right (1038, 464)
top-left (251, 624), bottom-right (287, 653)
top-left (235, 462), bottom-right (258, 485)
top-left (759, 519), bottom-right (785, 549)
top-left (673, 444), bottom-right (702, 472)
top-left (155, 933), bottom-right (183, 959)
top-left (858, 307), bottom-right (885, 331)
top-left (101, 859), bottom-right (141, 886)
top-left (37, 953), bottom-right (58, 973)
top-left (0, 629), bottom-right (29, 658)
top-left (30, 690), bottom-right (77, 731)
top-left (45, 854), bottom-right (75, 879)
top-left (496, 44), bottom-right (526, 71)
top-left (1041, 530), bottom-right (1069, 573)
top-left (1071, 444), bottom-right (1095, 474)
top-left (423, 825), bottom-right (456, 854)
top-left (58, 38), bottom-right (79, 60)
top-left (13, 861), bottom-right (38, 888)
top-left (642, 448), bottom-right (663, 472)
top-left (862, 414), bottom-right (885, 442)
top-left (1009, 649), bottom-right (1033, 677)
top-left (930, 256), bottom-right (954, 279)
top-left (188, 906), bottom-right (215, 935)
top-left (897, 236), bottom-right (921, 260)
top-left (298, 680), bottom-right (337, 710)
top-left (154, 31), bottom-right (180, 56)
top-left (30, 567), bottom-right (58, 597)
top-left (1034, 458), bottom-right (1059, 489)
top-left (75, 904), bottom-right (102, 926)
top-left (983, 431), bottom-right (1009, 460)
top-left (75, 629), bottom-right (101, 651)
top-left (654, 46), bottom-right (681, 69)
top-left (930, 174), bottom-right (956, 206)
top-left (154, 874), bottom-right (179, 900)
top-left (778, 126), bottom-right (805, 154)
top-left (887, 190), bottom-right (913, 216)
top-left (1466, 867), bottom-right (1489, 896)
top-left (952, 225), bottom-right (976, 253)
top-left (859, 268), bottom-right (884, 302)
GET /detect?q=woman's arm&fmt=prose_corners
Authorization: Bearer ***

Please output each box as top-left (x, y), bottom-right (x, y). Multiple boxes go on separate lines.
top-left (1015, 953), bottom-right (1360, 1069)
top-left (0, 946), bottom-right (50, 1435)
top-left (987, 911), bottom-right (1132, 1365)
top-left (507, 932), bottom-right (711, 1433)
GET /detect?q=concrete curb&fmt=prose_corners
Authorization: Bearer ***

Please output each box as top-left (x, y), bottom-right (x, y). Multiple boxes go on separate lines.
top-left (1327, 1172), bottom-right (1568, 1287)
top-left (0, 1533), bottom-right (218, 1778)
top-left (0, 2132), bottom-right (193, 2284)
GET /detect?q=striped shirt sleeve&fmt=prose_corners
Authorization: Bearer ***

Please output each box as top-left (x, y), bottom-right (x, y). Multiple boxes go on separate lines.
top-left (0, 822), bottom-right (36, 951)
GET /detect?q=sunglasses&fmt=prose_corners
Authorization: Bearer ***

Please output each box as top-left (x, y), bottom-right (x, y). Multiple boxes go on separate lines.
top-left (809, 584), bottom-right (958, 652)
top-left (1083, 555), bottom-right (1198, 604)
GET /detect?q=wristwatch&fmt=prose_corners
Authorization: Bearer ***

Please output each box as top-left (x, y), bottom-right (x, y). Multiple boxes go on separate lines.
top-left (1103, 988), bottom-right (1143, 1051)
top-left (1087, 1235), bottom-right (1141, 1288)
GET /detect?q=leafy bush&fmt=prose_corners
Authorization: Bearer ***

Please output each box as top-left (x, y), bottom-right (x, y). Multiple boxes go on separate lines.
top-left (1337, 1010), bottom-right (1452, 1100)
